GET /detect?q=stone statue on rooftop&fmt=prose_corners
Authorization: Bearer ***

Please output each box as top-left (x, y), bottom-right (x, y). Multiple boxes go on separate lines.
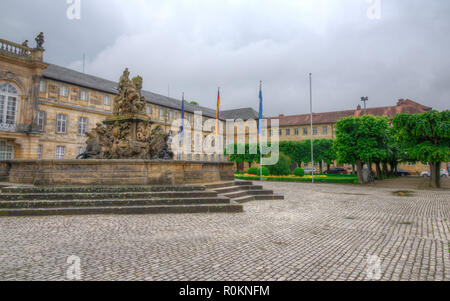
top-left (35, 32), bottom-right (45, 49)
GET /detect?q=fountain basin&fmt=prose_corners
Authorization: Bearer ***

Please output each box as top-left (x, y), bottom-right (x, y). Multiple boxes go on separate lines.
top-left (0, 160), bottom-right (234, 186)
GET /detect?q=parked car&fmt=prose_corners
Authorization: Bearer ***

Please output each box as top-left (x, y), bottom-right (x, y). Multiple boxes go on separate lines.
top-left (395, 168), bottom-right (410, 177)
top-left (303, 168), bottom-right (318, 175)
top-left (420, 169), bottom-right (449, 178)
top-left (324, 167), bottom-right (348, 175)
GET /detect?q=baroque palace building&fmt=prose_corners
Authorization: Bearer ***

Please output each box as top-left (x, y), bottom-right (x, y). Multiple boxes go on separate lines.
top-left (0, 34), bottom-right (249, 162)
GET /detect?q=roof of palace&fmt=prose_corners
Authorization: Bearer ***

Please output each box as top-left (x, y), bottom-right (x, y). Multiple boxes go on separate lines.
top-left (41, 64), bottom-right (433, 124)
top-left (42, 64), bottom-right (221, 119)
top-left (265, 99), bottom-right (433, 127)
top-left (220, 107), bottom-right (259, 120)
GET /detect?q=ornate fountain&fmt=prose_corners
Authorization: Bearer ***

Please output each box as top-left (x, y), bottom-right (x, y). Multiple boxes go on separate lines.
top-left (78, 68), bottom-right (173, 160)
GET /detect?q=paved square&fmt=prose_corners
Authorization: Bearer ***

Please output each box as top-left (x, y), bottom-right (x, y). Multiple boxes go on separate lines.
top-left (0, 180), bottom-right (448, 281)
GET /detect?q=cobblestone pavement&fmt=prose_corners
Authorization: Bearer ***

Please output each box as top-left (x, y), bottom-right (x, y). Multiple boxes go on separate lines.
top-left (0, 181), bottom-right (449, 281)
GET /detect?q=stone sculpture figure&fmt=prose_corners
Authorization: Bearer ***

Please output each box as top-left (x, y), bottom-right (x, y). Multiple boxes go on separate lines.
top-left (78, 69), bottom-right (174, 160)
top-left (35, 32), bottom-right (44, 49)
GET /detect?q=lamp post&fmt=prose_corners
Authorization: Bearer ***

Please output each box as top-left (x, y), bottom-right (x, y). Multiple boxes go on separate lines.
top-left (310, 73), bottom-right (314, 184)
top-left (361, 96), bottom-right (368, 115)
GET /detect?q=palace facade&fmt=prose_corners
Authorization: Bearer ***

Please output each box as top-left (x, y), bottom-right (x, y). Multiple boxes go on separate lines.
top-left (266, 100), bottom-right (440, 174)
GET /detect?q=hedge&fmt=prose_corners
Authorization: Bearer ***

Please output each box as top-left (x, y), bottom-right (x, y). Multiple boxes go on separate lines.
top-left (248, 167), bottom-right (270, 176)
top-left (235, 175), bottom-right (359, 184)
top-left (267, 153), bottom-right (291, 176)
top-left (294, 168), bottom-right (305, 177)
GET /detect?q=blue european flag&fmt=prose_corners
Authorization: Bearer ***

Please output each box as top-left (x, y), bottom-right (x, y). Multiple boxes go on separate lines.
top-left (258, 86), bottom-right (263, 134)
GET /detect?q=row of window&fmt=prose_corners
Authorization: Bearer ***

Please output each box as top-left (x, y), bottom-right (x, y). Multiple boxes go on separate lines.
top-left (37, 145), bottom-right (85, 160)
top-left (40, 81), bottom-right (213, 128)
top-left (176, 153), bottom-right (224, 161)
top-left (35, 144), bottom-right (224, 161)
top-left (39, 80), bottom-right (111, 106)
top-left (276, 126), bottom-right (329, 137)
top-left (146, 104), bottom-right (198, 123)
top-left (37, 111), bottom-right (89, 135)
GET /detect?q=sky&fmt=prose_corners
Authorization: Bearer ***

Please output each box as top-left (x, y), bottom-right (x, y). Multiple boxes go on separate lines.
top-left (1, 0), bottom-right (449, 116)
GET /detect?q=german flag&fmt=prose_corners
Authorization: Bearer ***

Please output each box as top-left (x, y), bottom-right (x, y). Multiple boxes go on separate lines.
top-left (216, 88), bottom-right (220, 135)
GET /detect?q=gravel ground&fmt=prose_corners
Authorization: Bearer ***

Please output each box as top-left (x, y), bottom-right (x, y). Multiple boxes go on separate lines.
top-left (0, 179), bottom-right (449, 281)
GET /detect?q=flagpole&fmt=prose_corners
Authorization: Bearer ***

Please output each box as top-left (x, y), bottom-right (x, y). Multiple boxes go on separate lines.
top-left (216, 87), bottom-right (220, 137)
top-left (310, 73), bottom-right (314, 184)
top-left (259, 80), bottom-right (263, 183)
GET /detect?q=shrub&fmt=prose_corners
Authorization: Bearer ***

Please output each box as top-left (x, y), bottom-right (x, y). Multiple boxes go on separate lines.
top-left (248, 167), bottom-right (259, 175)
top-left (248, 167), bottom-right (269, 176)
top-left (294, 168), bottom-right (305, 177)
top-left (267, 153), bottom-right (291, 176)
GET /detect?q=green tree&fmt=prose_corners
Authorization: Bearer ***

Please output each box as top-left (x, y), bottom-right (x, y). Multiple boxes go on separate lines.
top-left (393, 110), bottom-right (450, 188)
top-left (299, 139), bottom-right (336, 174)
top-left (280, 141), bottom-right (305, 170)
top-left (334, 115), bottom-right (390, 184)
top-left (314, 139), bottom-right (337, 173)
top-left (225, 143), bottom-right (261, 172)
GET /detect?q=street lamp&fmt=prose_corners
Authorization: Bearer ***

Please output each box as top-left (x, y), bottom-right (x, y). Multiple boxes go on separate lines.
top-left (361, 96), bottom-right (368, 115)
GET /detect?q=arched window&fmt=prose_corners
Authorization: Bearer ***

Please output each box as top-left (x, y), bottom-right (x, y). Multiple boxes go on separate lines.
top-left (0, 83), bottom-right (18, 131)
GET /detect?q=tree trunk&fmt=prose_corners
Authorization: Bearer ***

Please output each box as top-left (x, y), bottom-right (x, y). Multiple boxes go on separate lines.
top-left (352, 163), bottom-right (356, 175)
top-left (367, 161), bottom-right (374, 183)
top-left (319, 161), bottom-right (323, 174)
top-left (382, 162), bottom-right (389, 177)
top-left (430, 162), bottom-right (441, 188)
top-left (390, 161), bottom-right (398, 176)
top-left (248, 162), bottom-right (252, 169)
top-left (356, 159), bottom-right (364, 184)
top-left (375, 162), bottom-right (382, 180)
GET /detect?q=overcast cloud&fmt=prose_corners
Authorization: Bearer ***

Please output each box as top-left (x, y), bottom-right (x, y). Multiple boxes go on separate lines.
top-left (1, 0), bottom-right (449, 115)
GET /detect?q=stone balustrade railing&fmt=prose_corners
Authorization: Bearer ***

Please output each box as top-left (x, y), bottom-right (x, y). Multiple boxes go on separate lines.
top-left (0, 39), bottom-right (42, 61)
top-left (0, 123), bottom-right (16, 133)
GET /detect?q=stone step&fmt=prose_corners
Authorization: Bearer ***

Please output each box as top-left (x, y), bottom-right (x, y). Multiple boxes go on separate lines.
top-left (224, 189), bottom-right (275, 198)
top-left (222, 190), bottom-right (251, 199)
top-left (253, 194), bottom-right (285, 201)
top-left (234, 180), bottom-right (254, 186)
top-left (0, 191), bottom-right (218, 201)
top-left (213, 185), bottom-right (264, 194)
top-left (203, 182), bottom-right (236, 189)
top-left (247, 190), bottom-right (274, 195)
top-left (0, 203), bottom-right (243, 217)
top-left (231, 194), bottom-right (284, 204)
top-left (230, 195), bottom-right (255, 204)
top-left (0, 197), bottom-right (231, 209)
top-left (0, 185), bottom-right (206, 194)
